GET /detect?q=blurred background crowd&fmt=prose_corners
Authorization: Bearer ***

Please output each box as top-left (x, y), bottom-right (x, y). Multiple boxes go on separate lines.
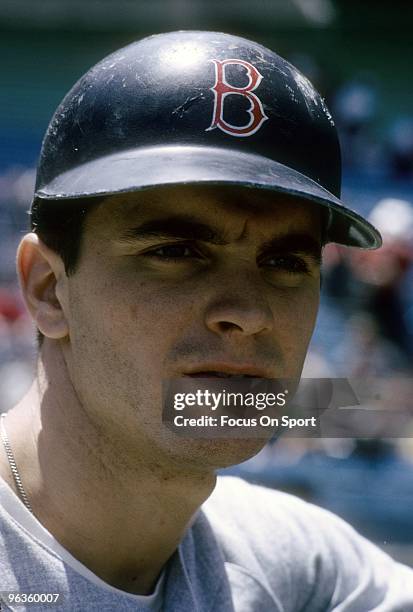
top-left (1, 0), bottom-right (413, 563)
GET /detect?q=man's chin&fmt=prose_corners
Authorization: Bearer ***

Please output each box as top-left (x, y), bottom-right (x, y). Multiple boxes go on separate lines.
top-left (166, 436), bottom-right (271, 471)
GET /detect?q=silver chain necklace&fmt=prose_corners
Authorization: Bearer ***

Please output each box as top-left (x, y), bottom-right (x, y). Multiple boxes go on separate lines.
top-left (0, 413), bottom-right (33, 514)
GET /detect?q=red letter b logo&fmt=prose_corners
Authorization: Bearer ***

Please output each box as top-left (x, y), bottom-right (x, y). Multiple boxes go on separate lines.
top-left (207, 59), bottom-right (268, 137)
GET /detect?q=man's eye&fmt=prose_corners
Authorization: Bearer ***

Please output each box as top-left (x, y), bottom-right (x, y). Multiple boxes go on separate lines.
top-left (261, 254), bottom-right (310, 274)
top-left (143, 244), bottom-right (202, 260)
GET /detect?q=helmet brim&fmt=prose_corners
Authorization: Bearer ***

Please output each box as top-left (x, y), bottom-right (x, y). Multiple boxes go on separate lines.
top-left (35, 145), bottom-right (382, 249)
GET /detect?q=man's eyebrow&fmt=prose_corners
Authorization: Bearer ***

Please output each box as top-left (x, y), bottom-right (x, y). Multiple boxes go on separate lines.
top-left (118, 217), bottom-right (322, 262)
top-left (259, 233), bottom-right (322, 264)
top-left (118, 216), bottom-right (228, 245)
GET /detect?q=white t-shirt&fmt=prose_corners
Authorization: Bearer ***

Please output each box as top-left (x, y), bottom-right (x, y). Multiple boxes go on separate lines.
top-left (1, 474), bottom-right (413, 611)
top-left (0, 475), bottom-right (165, 611)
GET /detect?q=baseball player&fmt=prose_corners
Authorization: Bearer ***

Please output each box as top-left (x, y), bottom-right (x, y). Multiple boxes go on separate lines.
top-left (0, 30), bottom-right (412, 611)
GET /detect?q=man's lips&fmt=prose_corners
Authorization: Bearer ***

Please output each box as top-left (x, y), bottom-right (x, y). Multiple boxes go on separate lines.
top-left (182, 363), bottom-right (272, 378)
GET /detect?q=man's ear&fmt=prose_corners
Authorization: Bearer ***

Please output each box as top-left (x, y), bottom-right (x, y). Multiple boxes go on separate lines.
top-left (17, 233), bottom-right (69, 339)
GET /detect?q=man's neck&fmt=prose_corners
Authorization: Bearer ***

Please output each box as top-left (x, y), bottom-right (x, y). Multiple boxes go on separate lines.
top-left (0, 345), bottom-right (216, 595)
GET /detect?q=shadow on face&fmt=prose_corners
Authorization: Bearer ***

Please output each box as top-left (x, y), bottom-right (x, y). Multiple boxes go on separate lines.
top-left (60, 184), bottom-right (324, 470)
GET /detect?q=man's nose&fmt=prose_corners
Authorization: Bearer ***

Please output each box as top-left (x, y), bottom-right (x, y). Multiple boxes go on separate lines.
top-left (204, 276), bottom-right (274, 338)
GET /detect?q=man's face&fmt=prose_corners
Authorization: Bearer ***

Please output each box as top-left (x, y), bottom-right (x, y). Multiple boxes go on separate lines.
top-left (60, 185), bottom-right (322, 470)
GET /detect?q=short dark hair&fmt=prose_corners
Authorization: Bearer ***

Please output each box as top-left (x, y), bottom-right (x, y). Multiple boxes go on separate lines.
top-left (30, 196), bottom-right (104, 345)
